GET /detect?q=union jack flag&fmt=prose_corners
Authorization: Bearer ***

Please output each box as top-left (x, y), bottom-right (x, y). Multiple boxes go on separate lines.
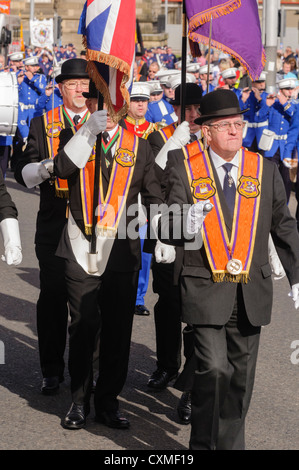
top-left (78, 0), bottom-right (136, 121)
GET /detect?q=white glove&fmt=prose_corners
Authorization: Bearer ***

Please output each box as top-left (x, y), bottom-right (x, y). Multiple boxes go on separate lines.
top-left (85, 110), bottom-right (108, 136)
top-left (0, 218), bottom-right (22, 266)
top-left (268, 234), bottom-right (286, 280)
top-left (186, 200), bottom-right (213, 235)
top-left (172, 121), bottom-right (191, 147)
top-left (41, 158), bottom-right (54, 174)
top-left (155, 121), bottom-right (190, 170)
top-left (155, 239), bottom-right (176, 264)
top-left (64, 110), bottom-right (108, 168)
top-left (21, 160), bottom-right (53, 189)
top-left (289, 283), bottom-right (299, 310)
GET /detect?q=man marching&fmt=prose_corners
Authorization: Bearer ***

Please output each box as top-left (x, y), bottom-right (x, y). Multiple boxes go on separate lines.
top-left (158, 89), bottom-right (299, 450)
top-left (14, 58), bottom-right (91, 395)
top-left (54, 80), bottom-right (164, 430)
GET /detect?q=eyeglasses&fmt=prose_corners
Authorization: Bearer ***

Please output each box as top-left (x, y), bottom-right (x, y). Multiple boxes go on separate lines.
top-left (62, 80), bottom-right (90, 90)
top-left (206, 121), bottom-right (245, 132)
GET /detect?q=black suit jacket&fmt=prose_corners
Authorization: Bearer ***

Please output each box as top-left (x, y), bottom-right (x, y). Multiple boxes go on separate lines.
top-left (160, 148), bottom-right (299, 327)
top-left (14, 114), bottom-right (72, 247)
top-left (54, 127), bottom-right (164, 272)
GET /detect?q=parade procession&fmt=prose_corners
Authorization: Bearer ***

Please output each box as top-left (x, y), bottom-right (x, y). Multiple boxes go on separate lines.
top-left (1, 0), bottom-right (299, 454)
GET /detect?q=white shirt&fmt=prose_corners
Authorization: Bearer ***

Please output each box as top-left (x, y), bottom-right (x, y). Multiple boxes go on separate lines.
top-left (65, 108), bottom-right (85, 122)
top-left (209, 147), bottom-right (240, 188)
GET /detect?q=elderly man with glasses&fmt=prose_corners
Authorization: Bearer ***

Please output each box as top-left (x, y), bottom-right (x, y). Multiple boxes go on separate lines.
top-left (14, 59), bottom-right (91, 396)
top-left (157, 88), bottom-right (299, 450)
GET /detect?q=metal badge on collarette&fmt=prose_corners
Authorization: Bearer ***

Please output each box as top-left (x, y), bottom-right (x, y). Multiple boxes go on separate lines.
top-left (226, 259), bottom-right (243, 275)
top-left (46, 121), bottom-right (64, 138)
top-left (191, 177), bottom-right (216, 200)
top-left (115, 148), bottom-right (135, 167)
top-left (238, 176), bottom-right (260, 198)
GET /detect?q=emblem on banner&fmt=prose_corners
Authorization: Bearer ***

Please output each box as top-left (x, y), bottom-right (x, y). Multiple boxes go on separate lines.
top-left (238, 176), bottom-right (260, 198)
top-left (191, 177), bottom-right (216, 200)
top-left (115, 148), bottom-right (135, 167)
top-left (46, 121), bottom-right (64, 138)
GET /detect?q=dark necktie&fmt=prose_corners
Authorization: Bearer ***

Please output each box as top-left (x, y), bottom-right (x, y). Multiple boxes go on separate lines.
top-left (189, 134), bottom-right (197, 142)
top-left (222, 163), bottom-right (236, 215)
top-left (73, 114), bottom-right (81, 125)
top-left (102, 131), bottom-right (113, 173)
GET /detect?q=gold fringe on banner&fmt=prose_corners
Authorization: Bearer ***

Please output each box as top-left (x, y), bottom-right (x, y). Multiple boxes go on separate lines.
top-left (188, 33), bottom-right (266, 81)
top-left (188, 0), bottom-right (241, 31)
top-left (82, 37), bottom-right (131, 122)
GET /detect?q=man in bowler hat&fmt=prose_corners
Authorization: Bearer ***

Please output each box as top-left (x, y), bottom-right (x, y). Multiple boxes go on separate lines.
top-left (54, 80), bottom-right (164, 430)
top-left (14, 58), bottom-right (91, 395)
top-left (158, 88), bottom-right (299, 449)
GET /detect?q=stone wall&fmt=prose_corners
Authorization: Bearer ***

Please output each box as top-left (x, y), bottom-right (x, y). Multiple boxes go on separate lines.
top-left (10, 0), bottom-right (168, 51)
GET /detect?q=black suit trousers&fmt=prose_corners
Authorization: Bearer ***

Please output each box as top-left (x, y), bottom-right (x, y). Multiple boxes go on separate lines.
top-left (64, 257), bottom-right (138, 410)
top-left (35, 244), bottom-right (69, 379)
top-left (190, 285), bottom-right (261, 450)
top-left (152, 260), bottom-right (182, 374)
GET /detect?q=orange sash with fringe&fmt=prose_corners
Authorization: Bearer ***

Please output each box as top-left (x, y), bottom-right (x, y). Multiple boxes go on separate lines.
top-left (183, 143), bottom-right (263, 283)
top-left (80, 127), bottom-right (138, 235)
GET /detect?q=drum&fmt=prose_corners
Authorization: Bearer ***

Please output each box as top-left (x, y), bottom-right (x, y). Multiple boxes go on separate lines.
top-left (0, 72), bottom-right (18, 136)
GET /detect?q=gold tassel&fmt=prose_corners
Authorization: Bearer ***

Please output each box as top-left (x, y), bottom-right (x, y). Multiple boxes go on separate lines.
top-left (55, 190), bottom-right (69, 198)
top-left (212, 273), bottom-right (250, 283)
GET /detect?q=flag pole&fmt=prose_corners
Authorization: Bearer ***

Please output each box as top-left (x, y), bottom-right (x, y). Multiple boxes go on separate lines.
top-left (206, 16), bottom-right (213, 94)
top-left (90, 89), bottom-right (104, 261)
top-left (180, 0), bottom-right (187, 122)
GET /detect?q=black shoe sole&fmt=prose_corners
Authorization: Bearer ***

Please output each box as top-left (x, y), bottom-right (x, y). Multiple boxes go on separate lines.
top-left (61, 420), bottom-right (86, 430)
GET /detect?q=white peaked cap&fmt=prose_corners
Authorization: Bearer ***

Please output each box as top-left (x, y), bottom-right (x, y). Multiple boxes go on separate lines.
top-left (23, 56), bottom-right (39, 66)
top-left (186, 63), bottom-right (200, 73)
top-left (221, 67), bottom-right (237, 79)
top-left (147, 80), bottom-right (163, 94)
top-left (168, 73), bottom-right (196, 89)
top-left (130, 82), bottom-right (151, 99)
top-left (256, 71), bottom-right (267, 82)
top-left (199, 64), bottom-right (214, 75)
top-left (9, 52), bottom-right (24, 61)
top-left (278, 77), bottom-right (297, 89)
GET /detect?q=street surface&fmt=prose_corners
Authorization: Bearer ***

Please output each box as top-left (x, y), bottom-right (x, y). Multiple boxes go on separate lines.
top-left (0, 172), bottom-right (299, 451)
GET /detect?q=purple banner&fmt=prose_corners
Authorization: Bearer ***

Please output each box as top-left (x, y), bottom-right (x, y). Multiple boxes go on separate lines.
top-left (185, 0), bottom-right (265, 81)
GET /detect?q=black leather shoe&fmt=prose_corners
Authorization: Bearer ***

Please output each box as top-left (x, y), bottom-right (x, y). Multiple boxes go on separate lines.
top-left (147, 368), bottom-right (178, 391)
top-left (41, 376), bottom-right (60, 395)
top-left (135, 305), bottom-right (150, 316)
top-left (177, 391), bottom-right (191, 424)
top-left (62, 402), bottom-right (90, 430)
top-left (95, 410), bottom-right (130, 429)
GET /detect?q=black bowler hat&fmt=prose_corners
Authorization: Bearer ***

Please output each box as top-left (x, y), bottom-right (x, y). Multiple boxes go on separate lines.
top-left (169, 83), bottom-right (202, 106)
top-left (82, 80), bottom-right (103, 99)
top-left (55, 58), bottom-right (89, 83)
top-left (194, 89), bottom-right (248, 125)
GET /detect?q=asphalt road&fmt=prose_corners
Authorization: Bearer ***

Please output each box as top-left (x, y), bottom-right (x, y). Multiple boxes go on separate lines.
top-left (0, 172), bottom-right (299, 452)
